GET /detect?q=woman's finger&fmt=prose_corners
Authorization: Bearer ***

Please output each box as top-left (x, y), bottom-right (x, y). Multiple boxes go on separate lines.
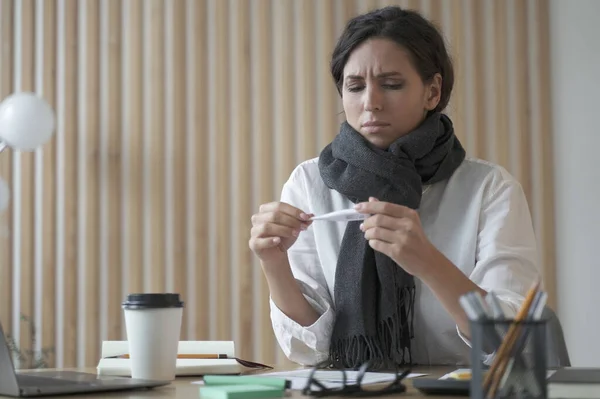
top-left (258, 201), bottom-right (312, 221)
top-left (249, 236), bottom-right (281, 251)
top-left (363, 226), bottom-right (397, 244)
top-left (251, 223), bottom-right (299, 239)
top-left (252, 210), bottom-right (311, 230)
top-left (360, 214), bottom-right (400, 231)
top-left (355, 200), bottom-right (418, 220)
top-left (367, 239), bottom-right (394, 259)
top-left (395, 217), bottom-right (418, 234)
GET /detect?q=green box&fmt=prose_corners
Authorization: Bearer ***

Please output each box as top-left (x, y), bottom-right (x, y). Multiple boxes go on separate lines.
top-left (199, 384), bottom-right (284, 399)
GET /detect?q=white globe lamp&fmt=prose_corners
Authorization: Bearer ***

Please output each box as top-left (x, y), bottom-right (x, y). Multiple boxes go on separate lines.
top-left (0, 92), bottom-right (56, 153)
top-left (0, 92), bottom-right (56, 212)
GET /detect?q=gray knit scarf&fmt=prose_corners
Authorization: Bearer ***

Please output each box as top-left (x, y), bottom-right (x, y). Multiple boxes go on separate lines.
top-left (318, 112), bottom-right (465, 371)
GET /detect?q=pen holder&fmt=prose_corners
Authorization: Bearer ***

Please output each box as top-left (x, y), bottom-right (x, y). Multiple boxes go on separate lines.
top-left (469, 318), bottom-right (547, 399)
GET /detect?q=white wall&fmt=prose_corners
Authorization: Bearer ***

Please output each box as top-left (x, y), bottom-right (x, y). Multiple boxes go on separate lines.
top-left (550, 0), bottom-right (600, 367)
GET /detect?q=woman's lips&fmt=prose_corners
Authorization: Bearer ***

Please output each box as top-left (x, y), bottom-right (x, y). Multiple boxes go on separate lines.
top-left (362, 121), bottom-right (390, 134)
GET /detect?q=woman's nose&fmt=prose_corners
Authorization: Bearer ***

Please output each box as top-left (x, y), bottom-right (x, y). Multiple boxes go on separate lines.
top-left (363, 86), bottom-right (383, 111)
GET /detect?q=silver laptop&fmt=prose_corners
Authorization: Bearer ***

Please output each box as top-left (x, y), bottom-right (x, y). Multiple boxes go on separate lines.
top-left (0, 322), bottom-right (169, 397)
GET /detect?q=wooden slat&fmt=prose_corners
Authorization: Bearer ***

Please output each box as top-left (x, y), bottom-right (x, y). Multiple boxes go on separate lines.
top-left (335, 0), bottom-right (356, 120)
top-left (41, 0), bottom-right (57, 368)
top-left (33, 0), bottom-right (44, 363)
top-left (252, 0), bottom-right (275, 365)
top-left (0, 0), bottom-right (14, 341)
top-left (471, 0), bottom-right (486, 159)
top-left (273, 1), bottom-right (295, 190)
top-left (357, 0), bottom-right (378, 14)
top-left (83, 0), bottom-right (100, 366)
top-left (337, 0), bottom-right (357, 36)
top-left (296, 0), bottom-right (317, 162)
top-left (231, 0), bottom-right (253, 360)
top-left (481, 0), bottom-right (496, 164)
top-left (513, 0), bottom-right (532, 204)
top-left (124, 0), bottom-right (143, 297)
top-left (317, 0), bottom-right (338, 151)
top-left (192, 0), bottom-right (209, 341)
top-left (170, 0), bottom-right (187, 339)
top-left (406, 0), bottom-right (420, 12)
top-left (98, 0), bottom-right (108, 345)
top-left (18, 0), bottom-right (35, 369)
top-left (106, 0), bottom-right (123, 341)
top-left (210, 0), bottom-right (231, 342)
top-left (533, 0), bottom-right (556, 310)
top-left (449, 0), bottom-right (466, 145)
top-left (147, 0), bottom-right (165, 293)
top-left (62, 0), bottom-right (78, 368)
top-left (493, 0), bottom-right (509, 169)
top-left (429, 0), bottom-right (443, 26)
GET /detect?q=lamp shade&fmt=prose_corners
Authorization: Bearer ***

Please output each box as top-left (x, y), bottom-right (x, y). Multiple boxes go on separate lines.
top-left (0, 92), bottom-right (56, 151)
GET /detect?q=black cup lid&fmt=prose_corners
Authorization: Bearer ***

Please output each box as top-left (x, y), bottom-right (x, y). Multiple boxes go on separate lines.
top-left (122, 293), bottom-right (184, 309)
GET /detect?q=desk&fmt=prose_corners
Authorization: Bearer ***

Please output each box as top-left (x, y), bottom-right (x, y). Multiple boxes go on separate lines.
top-left (3, 367), bottom-right (456, 399)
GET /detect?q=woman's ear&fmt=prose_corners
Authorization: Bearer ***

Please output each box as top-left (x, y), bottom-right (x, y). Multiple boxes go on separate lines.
top-left (424, 73), bottom-right (442, 111)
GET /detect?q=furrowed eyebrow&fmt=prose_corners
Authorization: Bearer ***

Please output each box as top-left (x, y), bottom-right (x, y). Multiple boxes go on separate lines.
top-left (345, 71), bottom-right (403, 80)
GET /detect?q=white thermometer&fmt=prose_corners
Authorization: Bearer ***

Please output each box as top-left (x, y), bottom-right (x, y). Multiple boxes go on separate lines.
top-left (309, 208), bottom-right (370, 222)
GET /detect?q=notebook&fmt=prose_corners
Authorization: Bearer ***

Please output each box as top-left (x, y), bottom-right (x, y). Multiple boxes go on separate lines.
top-left (96, 341), bottom-right (271, 377)
top-left (547, 367), bottom-right (600, 399)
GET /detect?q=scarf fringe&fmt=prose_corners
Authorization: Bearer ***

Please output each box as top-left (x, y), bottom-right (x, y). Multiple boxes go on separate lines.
top-left (329, 286), bottom-right (416, 371)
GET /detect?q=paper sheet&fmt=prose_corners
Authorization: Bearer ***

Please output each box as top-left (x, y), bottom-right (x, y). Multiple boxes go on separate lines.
top-left (439, 368), bottom-right (558, 380)
top-left (439, 368), bottom-right (472, 380)
top-left (259, 369), bottom-right (427, 390)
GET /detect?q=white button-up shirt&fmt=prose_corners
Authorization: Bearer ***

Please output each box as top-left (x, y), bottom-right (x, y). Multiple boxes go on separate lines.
top-left (269, 156), bottom-right (541, 366)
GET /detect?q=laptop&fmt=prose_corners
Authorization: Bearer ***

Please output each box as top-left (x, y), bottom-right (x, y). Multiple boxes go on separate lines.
top-left (0, 322), bottom-right (169, 397)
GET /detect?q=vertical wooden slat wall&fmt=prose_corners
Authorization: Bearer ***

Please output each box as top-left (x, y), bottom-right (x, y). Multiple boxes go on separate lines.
top-left (0, 0), bottom-right (555, 369)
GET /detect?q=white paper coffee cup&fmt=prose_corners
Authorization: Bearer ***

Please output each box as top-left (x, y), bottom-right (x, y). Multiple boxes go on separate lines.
top-left (122, 293), bottom-right (184, 381)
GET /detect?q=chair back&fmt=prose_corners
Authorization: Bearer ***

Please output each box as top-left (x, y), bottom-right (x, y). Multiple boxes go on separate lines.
top-left (542, 306), bottom-right (571, 367)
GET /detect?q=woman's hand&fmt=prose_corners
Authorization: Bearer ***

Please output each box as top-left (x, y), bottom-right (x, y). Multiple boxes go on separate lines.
top-left (249, 202), bottom-right (313, 265)
top-left (357, 198), bottom-right (489, 338)
top-left (249, 202), bottom-right (320, 327)
top-left (355, 197), bottom-right (438, 277)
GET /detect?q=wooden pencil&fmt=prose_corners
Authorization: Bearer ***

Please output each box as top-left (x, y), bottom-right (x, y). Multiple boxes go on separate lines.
top-left (113, 354), bottom-right (229, 359)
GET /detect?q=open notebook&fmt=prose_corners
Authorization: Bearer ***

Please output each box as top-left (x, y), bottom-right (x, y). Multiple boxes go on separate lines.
top-left (96, 341), bottom-right (271, 377)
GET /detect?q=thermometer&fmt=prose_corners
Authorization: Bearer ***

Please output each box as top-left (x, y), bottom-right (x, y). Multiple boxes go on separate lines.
top-left (309, 208), bottom-right (370, 222)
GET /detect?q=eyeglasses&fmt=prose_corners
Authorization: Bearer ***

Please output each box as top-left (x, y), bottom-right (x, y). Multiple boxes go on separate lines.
top-left (301, 360), bottom-right (411, 397)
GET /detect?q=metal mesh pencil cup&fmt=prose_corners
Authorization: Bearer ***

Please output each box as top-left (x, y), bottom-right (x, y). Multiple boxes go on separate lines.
top-left (469, 319), bottom-right (547, 399)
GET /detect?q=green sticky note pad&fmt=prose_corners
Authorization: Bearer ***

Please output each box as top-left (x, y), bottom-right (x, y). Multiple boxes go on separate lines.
top-left (199, 384), bottom-right (284, 399)
top-left (203, 375), bottom-right (289, 389)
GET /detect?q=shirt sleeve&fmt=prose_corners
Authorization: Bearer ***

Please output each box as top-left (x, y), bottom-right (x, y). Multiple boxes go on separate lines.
top-left (456, 176), bottom-right (542, 354)
top-left (269, 166), bottom-right (336, 366)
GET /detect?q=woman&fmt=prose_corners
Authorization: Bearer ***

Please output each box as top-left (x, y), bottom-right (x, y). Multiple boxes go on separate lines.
top-left (249, 6), bottom-right (540, 369)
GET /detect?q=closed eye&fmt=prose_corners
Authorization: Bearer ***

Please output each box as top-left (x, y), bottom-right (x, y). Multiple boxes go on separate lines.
top-left (346, 83), bottom-right (403, 92)
top-left (347, 85), bottom-right (364, 92)
top-left (383, 83), bottom-right (404, 90)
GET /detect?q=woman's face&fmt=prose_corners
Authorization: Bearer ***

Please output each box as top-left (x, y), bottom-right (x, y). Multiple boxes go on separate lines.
top-left (341, 38), bottom-right (442, 149)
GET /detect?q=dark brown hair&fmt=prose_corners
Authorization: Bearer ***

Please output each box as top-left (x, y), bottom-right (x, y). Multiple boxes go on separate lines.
top-left (330, 6), bottom-right (454, 112)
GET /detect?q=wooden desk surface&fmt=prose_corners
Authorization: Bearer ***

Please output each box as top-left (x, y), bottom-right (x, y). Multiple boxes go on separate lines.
top-left (3, 366), bottom-right (457, 399)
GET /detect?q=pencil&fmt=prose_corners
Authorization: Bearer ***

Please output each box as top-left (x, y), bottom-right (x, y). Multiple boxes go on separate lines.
top-left (483, 279), bottom-right (541, 398)
top-left (111, 354), bottom-right (229, 359)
